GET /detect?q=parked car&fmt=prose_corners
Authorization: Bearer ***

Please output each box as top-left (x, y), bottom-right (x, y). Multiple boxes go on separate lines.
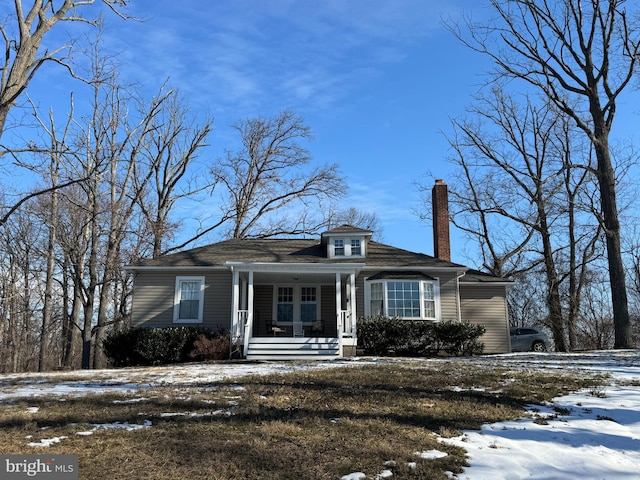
top-left (510, 327), bottom-right (549, 352)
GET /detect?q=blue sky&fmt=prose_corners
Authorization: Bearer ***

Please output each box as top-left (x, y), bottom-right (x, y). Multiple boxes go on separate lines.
top-left (18, 1), bottom-right (498, 265)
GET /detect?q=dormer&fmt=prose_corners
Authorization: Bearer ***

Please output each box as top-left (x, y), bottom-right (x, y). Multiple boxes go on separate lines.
top-left (321, 225), bottom-right (373, 259)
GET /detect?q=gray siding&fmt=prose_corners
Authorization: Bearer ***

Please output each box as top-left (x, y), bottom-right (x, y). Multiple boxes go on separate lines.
top-left (438, 271), bottom-right (460, 321)
top-left (253, 284), bottom-right (274, 336)
top-left (460, 284), bottom-right (510, 354)
top-left (321, 284), bottom-right (338, 337)
top-left (131, 269), bottom-right (232, 331)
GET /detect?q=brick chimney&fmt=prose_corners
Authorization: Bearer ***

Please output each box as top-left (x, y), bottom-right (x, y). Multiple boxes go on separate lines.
top-left (432, 179), bottom-right (451, 261)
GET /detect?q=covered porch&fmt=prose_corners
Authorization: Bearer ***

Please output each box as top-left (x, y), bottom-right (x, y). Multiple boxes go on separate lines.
top-left (228, 262), bottom-right (361, 360)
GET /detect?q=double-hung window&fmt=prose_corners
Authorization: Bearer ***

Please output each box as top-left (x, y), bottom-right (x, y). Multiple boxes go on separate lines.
top-left (366, 276), bottom-right (439, 320)
top-left (174, 276), bottom-right (205, 323)
top-left (351, 239), bottom-right (361, 256)
top-left (277, 287), bottom-right (294, 323)
top-left (300, 287), bottom-right (317, 323)
top-left (334, 239), bottom-right (345, 256)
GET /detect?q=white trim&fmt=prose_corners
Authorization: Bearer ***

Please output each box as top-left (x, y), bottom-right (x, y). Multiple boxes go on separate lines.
top-left (226, 261), bottom-right (364, 273)
top-left (173, 276), bottom-right (205, 323)
top-left (327, 237), bottom-right (366, 259)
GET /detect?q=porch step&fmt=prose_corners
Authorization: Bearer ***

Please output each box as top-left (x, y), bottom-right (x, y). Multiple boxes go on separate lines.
top-left (246, 337), bottom-right (340, 361)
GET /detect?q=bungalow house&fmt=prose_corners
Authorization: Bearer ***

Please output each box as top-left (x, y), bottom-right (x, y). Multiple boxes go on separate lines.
top-left (127, 180), bottom-right (512, 360)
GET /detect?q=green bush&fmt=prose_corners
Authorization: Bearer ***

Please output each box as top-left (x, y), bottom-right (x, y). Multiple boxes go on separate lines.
top-left (432, 321), bottom-right (486, 356)
top-left (357, 316), bottom-right (485, 357)
top-left (103, 326), bottom-right (228, 367)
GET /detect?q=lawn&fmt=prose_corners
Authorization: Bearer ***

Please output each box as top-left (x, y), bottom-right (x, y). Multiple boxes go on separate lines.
top-left (0, 360), bottom-right (603, 480)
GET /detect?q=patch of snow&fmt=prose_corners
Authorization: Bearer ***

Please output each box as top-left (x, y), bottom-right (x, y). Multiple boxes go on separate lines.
top-left (341, 473), bottom-right (366, 480)
top-left (160, 409), bottom-right (232, 418)
top-left (28, 436), bottom-right (67, 447)
top-left (375, 469), bottom-right (393, 478)
top-left (416, 449), bottom-right (448, 460)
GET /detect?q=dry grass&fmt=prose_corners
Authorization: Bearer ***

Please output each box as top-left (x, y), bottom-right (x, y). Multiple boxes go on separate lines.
top-left (0, 361), bottom-right (603, 480)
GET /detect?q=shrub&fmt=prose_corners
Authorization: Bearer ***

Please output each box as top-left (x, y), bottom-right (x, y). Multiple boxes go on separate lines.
top-left (356, 315), bottom-right (408, 355)
top-left (357, 316), bottom-right (485, 357)
top-left (189, 333), bottom-right (231, 361)
top-left (104, 326), bottom-right (228, 367)
top-left (432, 321), bottom-right (486, 356)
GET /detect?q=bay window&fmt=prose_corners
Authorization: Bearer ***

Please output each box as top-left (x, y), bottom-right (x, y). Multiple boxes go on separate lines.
top-left (366, 276), bottom-right (439, 320)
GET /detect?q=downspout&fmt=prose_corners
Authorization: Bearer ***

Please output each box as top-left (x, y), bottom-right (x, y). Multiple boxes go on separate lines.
top-left (455, 270), bottom-right (466, 323)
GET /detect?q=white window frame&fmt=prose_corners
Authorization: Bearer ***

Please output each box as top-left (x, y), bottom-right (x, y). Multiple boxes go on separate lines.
top-left (329, 237), bottom-right (366, 258)
top-left (351, 239), bottom-right (362, 256)
top-left (364, 278), bottom-right (440, 320)
top-left (273, 285), bottom-right (321, 325)
top-left (173, 276), bottom-right (205, 323)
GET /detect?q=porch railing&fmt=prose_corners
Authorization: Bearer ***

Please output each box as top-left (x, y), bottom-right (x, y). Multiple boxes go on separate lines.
top-left (232, 310), bottom-right (249, 344)
top-left (340, 310), bottom-right (355, 337)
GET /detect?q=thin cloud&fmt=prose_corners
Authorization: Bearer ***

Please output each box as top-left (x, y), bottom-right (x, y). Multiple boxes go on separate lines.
top-left (104, 0), bottom-right (461, 116)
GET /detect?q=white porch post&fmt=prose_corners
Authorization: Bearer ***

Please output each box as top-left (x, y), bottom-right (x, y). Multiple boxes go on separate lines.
top-left (335, 272), bottom-right (342, 337)
top-left (243, 270), bottom-right (254, 355)
top-left (349, 272), bottom-right (357, 335)
top-left (231, 267), bottom-right (240, 343)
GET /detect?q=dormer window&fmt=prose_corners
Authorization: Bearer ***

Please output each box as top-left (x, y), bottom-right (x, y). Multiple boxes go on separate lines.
top-left (351, 239), bottom-right (361, 256)
top-left (321, 225), bottom-right (372, 259)
top-left (330, 237), bottom-right (364, 258)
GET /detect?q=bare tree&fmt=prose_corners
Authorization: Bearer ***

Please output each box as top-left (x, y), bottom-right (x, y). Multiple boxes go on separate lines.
top-left (431, 87), bottom-right (603, 351)
top-left (0, 0), bottom-right (131, 139)
top-left (450, 0), bottom-right (640, 347)
top-left (210, 110), bottom-right (346, 239)
top-left (325, 206), bottom-right (384, 240)
top-left (35, 104), bottom-right (75, 371)
top-left (134, 92), bottom-right (213, 258)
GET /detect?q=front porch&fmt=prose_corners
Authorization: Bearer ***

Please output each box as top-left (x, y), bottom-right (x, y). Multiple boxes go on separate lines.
top-left (229, 264), bottom-right (360, 360)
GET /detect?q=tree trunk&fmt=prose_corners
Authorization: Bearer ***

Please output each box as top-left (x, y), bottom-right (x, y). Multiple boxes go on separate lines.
top-left (593, 137), bottom-right (632, 348)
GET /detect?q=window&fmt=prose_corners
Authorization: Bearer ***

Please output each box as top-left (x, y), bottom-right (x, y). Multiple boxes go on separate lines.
top-left (351, 239), bottom-right (361, 256)
top-left (366, 279), bottom-right (439, 320)
top-left (300, 287), bottom-right (317, 323)
top-left (174, 276), bottom-right (205, 323)
top-left (387, 281), bottom-right (420, 317)
top-left (274, 285), bottom-right (320, 324)
top-left (327, 236), bottom-right (367, 258)
top-left (277, 287), bottom-right (294, 323)
top-left (423, 282), bottom-right (435, 318)
top-left (370, 282), bottom-right (383, 316)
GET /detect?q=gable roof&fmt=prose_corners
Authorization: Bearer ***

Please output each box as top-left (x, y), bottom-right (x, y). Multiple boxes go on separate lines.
top-left (321, 224), bottom-right (373, 236)
top-left (131, 238), bottom-right (466, 269)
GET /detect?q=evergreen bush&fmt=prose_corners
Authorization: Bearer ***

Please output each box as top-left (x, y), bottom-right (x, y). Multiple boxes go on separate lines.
top-left (104, 326), bottom-right (227, 367)
top-left (357, 316), bottom-right (485, 357)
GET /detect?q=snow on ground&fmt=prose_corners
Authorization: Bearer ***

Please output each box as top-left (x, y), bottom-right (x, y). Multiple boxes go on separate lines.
top-left (0, 358), bottom-right (374, 400)
top-left (1, 351), bottom-right (640, 479)
top-left (440, 351), bottom-right (640, 480)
